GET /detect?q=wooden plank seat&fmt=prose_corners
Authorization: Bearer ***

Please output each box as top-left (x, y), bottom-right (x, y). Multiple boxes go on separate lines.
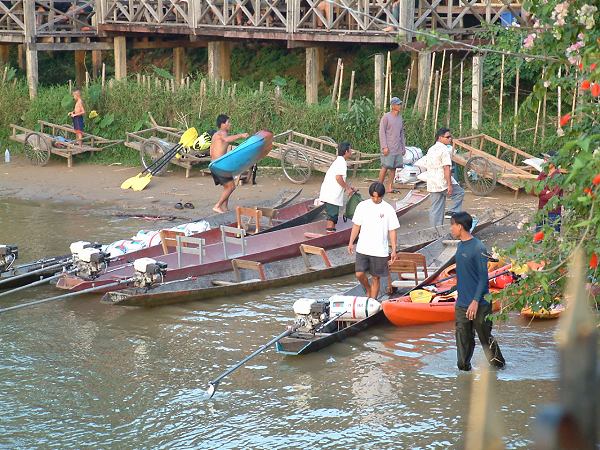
top-left (389, 252), bottom-right (428, 288)
top-left (212, 258), bottom-right (266, 286)
top-left (299, 244), bottom-right (332, 270)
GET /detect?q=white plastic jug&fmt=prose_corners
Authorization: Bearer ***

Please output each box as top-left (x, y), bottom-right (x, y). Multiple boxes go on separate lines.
top-left (4, 149), bottom-right (10, 163)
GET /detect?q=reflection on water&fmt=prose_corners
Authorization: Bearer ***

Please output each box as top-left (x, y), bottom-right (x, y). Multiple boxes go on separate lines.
top-left (0, 200), bottom-right (560, 448)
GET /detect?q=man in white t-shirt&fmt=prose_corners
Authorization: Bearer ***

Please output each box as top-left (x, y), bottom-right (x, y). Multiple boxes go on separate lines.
top-left (318, 142), bottom-right (355, 232)
top-left (348, 182), bottom-right (400, 299)
top-left (421, 128), bottom-right (465, 227)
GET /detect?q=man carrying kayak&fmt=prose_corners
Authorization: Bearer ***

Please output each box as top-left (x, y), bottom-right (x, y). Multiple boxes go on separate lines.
top-left (209, 114), bottom-right (249, 213)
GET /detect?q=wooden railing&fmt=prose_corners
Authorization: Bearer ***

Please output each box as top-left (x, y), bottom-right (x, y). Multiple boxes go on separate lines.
top-left (0, 0), bottom-right (529, 40)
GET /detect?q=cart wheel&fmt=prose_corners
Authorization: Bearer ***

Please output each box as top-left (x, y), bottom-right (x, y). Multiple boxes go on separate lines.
top-left (282, 147), bottom-right (311, 184)
top-left (318, 135), bottom-right (337, 145)
top-left (464, 156), bottom-right (498, 196)
top-left (499, 149), bottom-right (523, 167)
top-left (141, 138), bottom-right (169, 176)
top-left (24, 132), bottom-right (51, 166)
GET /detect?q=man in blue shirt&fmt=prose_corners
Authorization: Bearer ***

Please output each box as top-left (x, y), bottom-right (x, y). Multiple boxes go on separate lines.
top-left (450, 211), bottom-right (505, 371)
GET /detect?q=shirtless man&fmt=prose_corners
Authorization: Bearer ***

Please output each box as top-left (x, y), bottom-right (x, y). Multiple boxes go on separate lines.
top-left (68, 89), bottom-right (85, 148)
top-left (209, 114), bottom-right (249, 213)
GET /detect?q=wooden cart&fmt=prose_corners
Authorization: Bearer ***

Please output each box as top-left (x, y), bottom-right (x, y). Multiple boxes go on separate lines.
top-left (269, 130), bottom-right (379, 184)
top-left (125, 125), bottom-right (211, 178)
top-left (9, 121), bottom-right (122, 168)
top-left (452, 134), bottom-right (539, 197)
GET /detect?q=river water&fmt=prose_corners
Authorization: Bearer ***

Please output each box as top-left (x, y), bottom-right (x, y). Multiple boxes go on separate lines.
top-left (0, 199), bottom-right (560, 449)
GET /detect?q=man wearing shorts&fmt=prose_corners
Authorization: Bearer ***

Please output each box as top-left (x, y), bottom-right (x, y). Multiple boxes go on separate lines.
top-left (209, 114), bottom-right (249, 213)
top-left (318, 142), bottom-right (355, 233)
top-left (68, 89), bottom-right (85, 148)
top-left (348, 182), bottom-right (400, 299)
top-left (378, 96), bottom-right (406, 193)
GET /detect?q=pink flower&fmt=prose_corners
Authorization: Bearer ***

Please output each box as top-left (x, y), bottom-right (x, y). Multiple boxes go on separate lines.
top-left (523, 33), bottom-right (537, 49)
top-left (551, 1), bottom-right (569, 26)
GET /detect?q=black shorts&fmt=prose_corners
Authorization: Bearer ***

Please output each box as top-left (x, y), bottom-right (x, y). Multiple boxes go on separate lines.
top-left (355, 252), bottom-right (389, 277)
top-left (72, 115), bottom-right (84, 132)
top-left (211, 170), bottom-right (234, 186)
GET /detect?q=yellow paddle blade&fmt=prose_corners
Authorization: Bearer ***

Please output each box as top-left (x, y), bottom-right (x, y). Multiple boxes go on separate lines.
top-left (180, 128), bottom-right (199, 148)
top-left (121, 173), bottom-right (143, 190)
top-left (410, 289), bottom-right (434, 303)
top-left (131, 173), bottom-right (153, 191)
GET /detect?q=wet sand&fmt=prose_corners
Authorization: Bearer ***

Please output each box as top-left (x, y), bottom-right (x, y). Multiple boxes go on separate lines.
top-left (0, 154), bottom-right (538, 246)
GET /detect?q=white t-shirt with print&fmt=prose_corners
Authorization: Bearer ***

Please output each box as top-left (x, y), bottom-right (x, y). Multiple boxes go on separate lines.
top-left (352, 199), bottom-right (400, 257)
top-left (423, 141), bottom-right (457, 193)
top-left (319, 156), bottom-right (347, 206)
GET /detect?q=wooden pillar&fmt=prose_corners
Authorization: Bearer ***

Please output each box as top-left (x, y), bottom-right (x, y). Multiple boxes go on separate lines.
top-left (17, 45), bottom-right (25, 70)
top-left (472, 55), bottom-right (483, 130)
top-left (409, 51), bottom-right (419, 89)
top-left (114, 36), bottom-right (127, 80)
top-left (74, 50), bottom-right (86, 88)
top-left (173, 47), bottom-right (187, 85)
top-left (374, 53), bottom-right (384, 111)
top-left (208, 41), bottom-right (231, 82)
top-left (23, 0), bottom-right (38, 98)
top-left (415, 51), bottom-right (431, 113)
top-left (92, 50), bottom-right (102, 79)
top-left (397, 0), bottom-right (415, 42)
top-left (0, 45), bottom-right (9, 65)
top-left (305, 47), bottom-right (323, 105)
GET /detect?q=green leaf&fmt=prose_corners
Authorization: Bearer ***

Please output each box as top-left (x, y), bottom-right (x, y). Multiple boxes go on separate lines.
top-left (152, 66), bottom-right (173, 80)
top-left (61, 93), bottom-right (73, 109)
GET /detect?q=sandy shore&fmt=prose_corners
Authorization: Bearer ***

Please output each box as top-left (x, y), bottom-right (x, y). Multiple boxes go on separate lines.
top-left (0, 154), bottom-right (538, 242)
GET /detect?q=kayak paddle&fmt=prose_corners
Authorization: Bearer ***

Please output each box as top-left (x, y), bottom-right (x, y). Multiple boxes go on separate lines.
top-left (121, 127), bottom-right (199, 191)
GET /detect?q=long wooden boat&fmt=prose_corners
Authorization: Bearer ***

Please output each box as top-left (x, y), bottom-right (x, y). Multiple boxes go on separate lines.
top-left (0, 189), bottom-right (302, 290)
top-left (102, 224), bottom-right (447, 307)
top-left (56, 191), bottom-right (430, 293)
top-left (274, 214), bottom-right (507, 356)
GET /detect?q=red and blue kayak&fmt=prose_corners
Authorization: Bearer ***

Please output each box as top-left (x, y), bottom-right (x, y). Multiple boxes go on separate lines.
top-left (208, 130), bottom-right (273, 178)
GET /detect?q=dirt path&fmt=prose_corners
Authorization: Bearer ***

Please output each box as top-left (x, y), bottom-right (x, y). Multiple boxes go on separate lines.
top-left (0, 155), bottom-right (538, 246)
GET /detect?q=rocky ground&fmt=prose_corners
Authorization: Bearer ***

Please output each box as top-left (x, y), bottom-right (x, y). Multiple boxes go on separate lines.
top-left (0, 154), bottom-right (538, 247)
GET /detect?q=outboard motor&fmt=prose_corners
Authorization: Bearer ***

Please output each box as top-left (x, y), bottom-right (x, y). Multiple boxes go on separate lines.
top-left (0, 244), bottom-right (18, 272)
top-left (133, 257), bottom-right (167, 288)
top-left (70, 241), bottom-right (108, 280)
top-left (292, 298), bottom-right (329, 333)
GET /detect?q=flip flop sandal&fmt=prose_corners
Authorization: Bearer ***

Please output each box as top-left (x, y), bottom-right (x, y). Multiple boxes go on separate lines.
top-left (174, 202), bottom-right (184, 210)
top-left (184, 202), bottom-right (195, 209)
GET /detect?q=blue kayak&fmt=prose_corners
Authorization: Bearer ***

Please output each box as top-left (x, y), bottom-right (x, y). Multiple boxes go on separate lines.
top-left (209, 130), bottom-right (273, 178)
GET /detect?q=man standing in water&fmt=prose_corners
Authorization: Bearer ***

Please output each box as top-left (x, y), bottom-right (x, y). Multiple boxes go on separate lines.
top-left (209, 114), bottom-right (249, 213)
top-left (450, 211), bottom-right (505, 371)
top-left (378, 96), bottom-right (406, 193)
top-left (68, 89), bottom-right (85, 148)
top-left (348, 182), bottom-right (399, 299)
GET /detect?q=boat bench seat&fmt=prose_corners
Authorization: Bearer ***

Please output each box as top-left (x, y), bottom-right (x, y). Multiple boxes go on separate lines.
top-left (212, 278), bottom-right (262, 286)
top-left (304, 232), bottom-right (326, 238)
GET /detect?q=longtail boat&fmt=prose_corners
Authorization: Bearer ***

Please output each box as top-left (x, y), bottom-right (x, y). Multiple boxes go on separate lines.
top-left (0, 189), bottom-right (302, 290)
top-left (274, 213), bottom-right (508, 356)
top-left (56, 191), bottom-right (429, 294)
top-left (102, 224), bottom-right (448, 307)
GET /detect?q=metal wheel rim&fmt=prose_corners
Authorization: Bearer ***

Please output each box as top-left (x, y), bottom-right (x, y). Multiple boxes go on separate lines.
top-left (24, 133), bottom-right (50, 166)
top-left (499, 149), bottom-right (522, 167)
top-left (317, 135), bottom-right (337, 145)
top-left (141, 139), bottom-right (169, 176)
top-left (464, 156), bottom-right (498, 196)
top-left (282, 148), bottom-right (311, 184)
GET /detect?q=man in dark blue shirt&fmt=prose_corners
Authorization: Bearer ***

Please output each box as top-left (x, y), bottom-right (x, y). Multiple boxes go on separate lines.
top-left (451, 212), bottom-right (505, 371)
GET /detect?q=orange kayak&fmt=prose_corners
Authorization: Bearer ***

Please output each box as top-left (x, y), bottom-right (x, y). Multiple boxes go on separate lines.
top-left (382, 265), bottom-right (510, 327)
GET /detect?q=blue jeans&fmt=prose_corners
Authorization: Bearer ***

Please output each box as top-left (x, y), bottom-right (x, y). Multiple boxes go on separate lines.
top-left (429, 184), bottom-right (465, 227)
top-left (535, 212), bottom-right (561, 233)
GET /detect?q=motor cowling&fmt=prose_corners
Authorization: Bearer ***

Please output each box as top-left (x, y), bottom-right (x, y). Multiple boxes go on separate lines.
top-left (71, 245), bottom-right (109, 280)
top-left (133, 257), bottom-right (167, 288)
top-left (292, 298), bottom-right (329, 332)
top-left (0, 244), bottom-right (18, 272)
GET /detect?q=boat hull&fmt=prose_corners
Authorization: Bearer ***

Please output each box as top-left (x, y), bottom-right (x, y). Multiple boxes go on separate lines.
top-left (521, 304), bottom-right (564, 320)
top-left (208, 130), bottom-right (273, 178)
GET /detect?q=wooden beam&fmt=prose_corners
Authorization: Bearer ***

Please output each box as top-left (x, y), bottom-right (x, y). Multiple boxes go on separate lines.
top-left (114, 36), bottom-right (127, 80)
top-left (23, 0), bottom-right (37, 98)
top-left (208, 41), bottom-right (231, 82)
top-left (35, 42), bottom-right (113, 51)
top-left (0, 44), bottom-right (9, 65)
top-left (374, 53), bottom-right (384, 111)
top-left (305, 47), bottom-right (323, 105)
top-left (131, 40), bottom-right (207, 49)
top-left (0, 35), bottom-right (25, 44)
top-left (415, 50), bottom-right (431, 113)
top-left (173, 47), bottom-right (187, 84)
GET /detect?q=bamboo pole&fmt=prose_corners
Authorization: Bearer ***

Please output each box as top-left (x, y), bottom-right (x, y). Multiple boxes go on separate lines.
top-left (557, 66), bottom-right (562, 133)
top-left (331, 58), bottom-right (342, 106)
top-left (68, 79), bottom-right (72, 91)
top-left (513, 66), bottom-right (520, 141)
top-left (336, 63), bottom-right (344, 111)
top-left (446, 53), bottom-right (453, 128)
top-left (541, 67), bottom-right (548, 142)
top-left (200, 78), bottom-right (206, 97)
top-left (424, 52), bottom-right (436, 121)
top-left (85, 71), bottom-right (89, 88)
top-left (434, 51), bottom-right (446, 131)
top-left (459, 60), bottom-right (464, 135)
top-left (498, 54), bottom-right (505, 140)
top-left (383, 51), bottom-right (392, 110)
top-left (533, 98), bottom-right (542, 144)
top-left (403, 67), bottom-right (411, 106)
top-left (433, 70), bottom-right (440, 130)
top-left (232, 82), bottom-right (237, 98)
top-left (348, 70), bottom-right (355, 105)
top-left (136, 73), bottom-right (141, 84)
top-left (570, 66), bottom-right (578, 130)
